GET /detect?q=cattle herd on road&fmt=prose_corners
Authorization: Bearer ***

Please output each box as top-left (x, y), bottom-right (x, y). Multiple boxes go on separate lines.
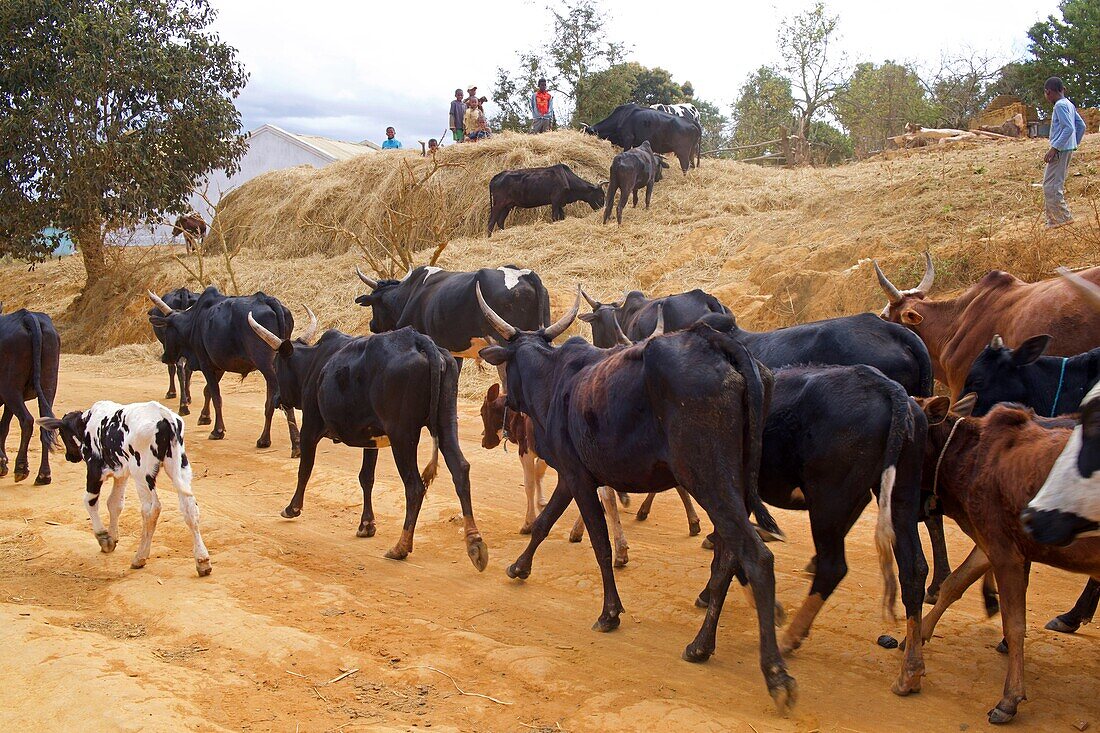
top-left (2, 121), bottom-right (1100, 724)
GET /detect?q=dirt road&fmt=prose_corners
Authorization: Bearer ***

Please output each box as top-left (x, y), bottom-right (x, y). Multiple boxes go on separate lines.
top-left (1, 355), bottom-right (1097, 732)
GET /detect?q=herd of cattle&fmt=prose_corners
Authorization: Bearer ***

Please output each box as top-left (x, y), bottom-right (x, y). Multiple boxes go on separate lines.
top-left (2, 252), bottom-right (1099, 723)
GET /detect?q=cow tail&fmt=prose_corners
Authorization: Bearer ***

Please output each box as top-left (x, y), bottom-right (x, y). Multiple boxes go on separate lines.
top-left (875, 377), bottom-right (912, 622)
top-left (488, 184), bottom-right (495, 237)
top-left (420, 342), bottom-right (443, 487)
top-left (24, 313), bottom-right (56, 450)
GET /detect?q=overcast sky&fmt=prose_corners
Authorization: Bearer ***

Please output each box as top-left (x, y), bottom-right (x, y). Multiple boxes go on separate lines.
top-left (210, 0), bottom-right (1060, 147)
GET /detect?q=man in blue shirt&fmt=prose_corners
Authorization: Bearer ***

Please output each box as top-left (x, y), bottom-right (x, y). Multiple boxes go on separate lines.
top-left (1043, 77), bottom-right (1086, 228)
top-left (381, 126), bottom-right (402, 150)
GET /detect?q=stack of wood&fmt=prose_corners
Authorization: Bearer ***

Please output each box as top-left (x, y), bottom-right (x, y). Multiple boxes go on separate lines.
top-left (1081, 108), bottom-right (1100, 134)
top-left (888, 121), bottom-right (1020, 149)
top-left (978, 113), bottom-right (1025, 138)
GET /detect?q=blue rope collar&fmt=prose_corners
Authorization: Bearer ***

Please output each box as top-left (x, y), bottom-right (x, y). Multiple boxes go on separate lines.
top-left (1050, 357), bottom-right (1068, 417)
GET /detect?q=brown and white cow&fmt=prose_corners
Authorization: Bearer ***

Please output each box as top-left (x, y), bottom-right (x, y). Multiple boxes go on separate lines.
top-left (172, 213), bottom-right (207, 252)
top-left (914, 396), bottom-right (1100, 724)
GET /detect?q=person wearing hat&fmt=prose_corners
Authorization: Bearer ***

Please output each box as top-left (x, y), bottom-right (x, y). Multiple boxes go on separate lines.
top-left (449, 88), bottom-right (466, 143)
top-left (465, 85), bottom-right (479, 109)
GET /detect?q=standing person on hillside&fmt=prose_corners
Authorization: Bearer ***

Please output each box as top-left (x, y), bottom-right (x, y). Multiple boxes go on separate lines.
top-left (530, 78), bottom-right (555, 134)
top-left (449, 88), bottom-right (466, 143)
top-left (381, 126), bottom-right (402, 150)
top-left (1042, 77), bottom-right (1086, 229)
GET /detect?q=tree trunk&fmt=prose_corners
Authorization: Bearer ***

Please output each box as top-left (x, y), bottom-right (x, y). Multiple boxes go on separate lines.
top-left (74, 221), bottom-right (108, 288)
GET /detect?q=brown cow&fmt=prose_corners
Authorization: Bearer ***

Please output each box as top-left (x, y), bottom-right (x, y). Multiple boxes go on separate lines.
top-left (913, 396), bottom-right (1100, 724)
top-left (874, 254), bottom-right (1100, 400)
top-left (172, 213), bottom-right (207, 252)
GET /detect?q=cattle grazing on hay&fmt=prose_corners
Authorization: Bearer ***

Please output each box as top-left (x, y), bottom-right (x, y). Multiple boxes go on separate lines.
top-left (39, 401), bottom-right (211, 576)
top-left (475, 285), bottom-right (798, 712)
top-left (148, 287), bottom-right (310, 457)
top-left (602, 141), bottom-right (669, 225)
top-left (915, 397), bottom-right (1100, 724)
top-left (148, 287), bottom-right (200, 414)
top-left (487, 164), bottom-right (606, 236)
top-left (0, 308), bottom-right (60, 485)
top-left (247, 316), bottom-right (488, 571)
top-left (584, 103), bottom-right (701, 172)
top-left (172, 213), bottom-right (207, 252)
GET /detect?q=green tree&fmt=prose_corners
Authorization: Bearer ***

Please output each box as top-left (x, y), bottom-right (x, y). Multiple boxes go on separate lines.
top-left (694, 98), bottom-right (730, 154)
top-left (807, 120), bottom-right (852, 164)
top-left (0, 0), bottom-right (248, 287)
top-left (834, 61), bottom-right (934, 156)
top-left (729, 66), bottom-right (796, 158)
top-left (572, 61), bottom-right (644, 126)
top-left (490, 54), bottom-right (546, 131)
top-left (990, 61), bottom-right (1049, 109)
top-left (631, 67), bottom-right (689, 106)
top-left (777, 2), bottom-right (848, 146)
top-left (1025, 0), bottom-right (1100, 107)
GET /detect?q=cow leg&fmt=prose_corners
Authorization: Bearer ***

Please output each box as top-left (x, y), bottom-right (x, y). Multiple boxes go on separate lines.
top-left (568, 511), bottom-right (585, 542)
top-left (282, 406), bottom-right (301, 458)
top-left (9, 396), bottom-right (34, 482)
top-left (570, 480), bottom-right (623, 631)
top-left (919, 544), bottom-right (991, 644)
top-left (282, 416), bottom-right (322, 519)
top-left (616, 185), bottom-right (628, 225)
top-left (923, 513), bottom-right (952, 603)
top-left (130, 473), bottom-right (162, 569)
top-left (598, 485), bottom-right (629, 568)
top-left (508, 481), bottom-right (574, 580)
top-left (535, 458), bottom-right (548, 509)
top-left (685, 530), bottom-right (738, 659)
top-left (197, 381), bottom-right (213, 425)
top-left (176, 361), bottom-right (190, 415)
top-left (166, 363), bottom-right (177, 399)
top-left (987, 556), bottom-right (1031, 724)
top-left (635, 492), bottom-right (657, 521)
top-left (602, 186), bottom-right (616, 225)
top-left (1046, 578), bottom-right (1100, 633)
top-left (105, 477), bottom-right (126, 547)
top-left (439, 418), bottom-right (488, 572)
top-left (981, 571), bottom-right (1000, 617)
top-left (0, 405), bottom-right (11, 477)
top-left (256, 368), bottom-right (279, 450)
top-left (677, 150), bottom-right (690, 173)
top-left (160, 444), bottom-right (210, 576)
top-left (551, 203), bottom-right (565, 221)
top-left (781, 516), bottom-right (845, 655)
top-left (34, 374), bottom-right (57, 486)
top-left (676, 487), bottom-right (701, 536)
top-left (384, 436), bottom-right (428, 562)
top-left (357, 448), bottom-right (379, 538)
top-left (519, 449), bottom-right (539, 534)
top-left (644, 181), bottom-right (654, 209)
top-left (201, 369), bottom-right (225, 438)
top-left (631, 186), bottom-right (639, 208)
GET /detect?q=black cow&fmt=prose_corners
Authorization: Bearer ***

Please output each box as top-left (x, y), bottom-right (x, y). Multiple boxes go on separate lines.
top-left (0, 309), bottom-right (60, 484)
top-left (581, 288), bottom-right (730, 347)
top-left (247, 316), bottom-right (488, 570)
top-left (475, 286), bottom-right (798, 712)
top-left (354, 265), bottom-right (550, 361)
top-left (147, 286), bottom-right (313, 457)
top-left (148, 287), bottom-right (199, 415)
top-left (584, 103), bottom-right (701, 173)
top-left (694, 363), bottom-right (928, 693)
top-left (487, 164), bottom-right (606, 236)
top-left (602, 141), bottom-right (669, 225)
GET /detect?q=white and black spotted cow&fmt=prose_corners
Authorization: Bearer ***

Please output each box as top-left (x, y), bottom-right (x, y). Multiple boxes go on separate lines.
top-left (39, 401), bottom-right (211, 576)
top-left (650, 102), bottom-right (701, 125)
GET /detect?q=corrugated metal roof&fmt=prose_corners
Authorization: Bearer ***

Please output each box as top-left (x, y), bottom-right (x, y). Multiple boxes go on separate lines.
top-left (294, 133), bottom-right (381, 158)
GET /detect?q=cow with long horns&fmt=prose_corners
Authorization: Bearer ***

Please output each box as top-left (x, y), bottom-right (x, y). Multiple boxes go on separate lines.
top-left (148, 287), bottom-right (199, 415)
top-left (148, 287), bottom-right (313, 457)
top-left (474, 284), bottom-right (800, 712)
top-left (247, 315), bottom-right (488, 570)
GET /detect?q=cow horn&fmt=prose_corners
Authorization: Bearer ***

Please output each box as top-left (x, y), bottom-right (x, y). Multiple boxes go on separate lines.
top-left (872, 261), bottom-right (903, 305)
top-left (355, 267), bottom-right (378, 289)
top-left (299, 305), bottom-right (319, 345)
top-left (147, 290), bottom-right (174, 315)
top-left (248, 312), bottom-right (284, 350)
top-left (1058, 266), bottom-right (1100, 311)
top-left (917, 251), bottom-right (935, 293)
top-left (475, 282), bottom-right (517, 340)
top-left (544, 286), bottom-right (582, 342)
top-left (581, 288), bottom-right (600, 310)
top-left (597, 179), bottom-right (610, 189)
top-left (613, 317), bottom-right (631, 346)
top-left (990, 334), bottom-right (1005, 350)
top-left (649, 304), bottom-right (665, 338)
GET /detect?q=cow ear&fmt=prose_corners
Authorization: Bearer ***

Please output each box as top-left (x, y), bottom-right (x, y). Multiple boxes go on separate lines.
top-left (36, 417), bottom-right (64, 431)
top-left (278, 341), bottom-right (295, 358)
top-left (354, 294), bottom-right (373, 307)
top-left (952, 393), bottom-right (977, 417)
top-left (149, 314), bottom-right (168, 327)
top-left (486, 383), bottom-right (500, 401)
top-left (1011, 334), bottom-right (1051, 366)
top-left (578, 312), bottom-right (597, 323)
top-left (922, 396), bottom-right (951, 425)
top-left (901, 309), bottom-right (923, 325)
top-left (479, 345), bottom-right (510, 366)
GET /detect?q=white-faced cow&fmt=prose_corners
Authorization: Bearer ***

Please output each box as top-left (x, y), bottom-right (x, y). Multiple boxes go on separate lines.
top-left (148, 287), bottom-right (199, 415)
top-left (148, 287), bottom-right (312, 457)
top-left (475, 285), bottom-right (798, 712)
top-left (602, 141), bottom-right (669, 225)
top-left (0, 308), bottom-right (60, 485)
top-left (39, 401), bottom-right (211, 576)
top-left (247, 317), bottom-right (488, 570)
top-left (487, 164), bottom-right (606, 236)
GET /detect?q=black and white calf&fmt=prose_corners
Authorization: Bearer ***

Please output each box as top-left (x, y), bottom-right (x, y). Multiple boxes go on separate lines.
top-left (39, 401), bottom-right (211, 576)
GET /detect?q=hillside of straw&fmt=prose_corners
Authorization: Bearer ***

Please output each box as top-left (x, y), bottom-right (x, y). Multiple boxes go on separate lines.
top-left (3, 130), bottom-right (1097, 365)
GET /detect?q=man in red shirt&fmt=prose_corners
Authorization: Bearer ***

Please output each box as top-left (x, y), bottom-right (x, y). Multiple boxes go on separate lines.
top-left (530, 78), bottom-right (554, 134)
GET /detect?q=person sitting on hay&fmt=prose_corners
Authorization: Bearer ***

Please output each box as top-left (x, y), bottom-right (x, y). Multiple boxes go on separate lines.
top-left (465, 97), bottom-right (491, 142)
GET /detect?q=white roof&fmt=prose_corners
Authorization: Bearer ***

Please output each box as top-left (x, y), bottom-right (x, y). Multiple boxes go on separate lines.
top-left (251, 124), bottom-right (380, 161)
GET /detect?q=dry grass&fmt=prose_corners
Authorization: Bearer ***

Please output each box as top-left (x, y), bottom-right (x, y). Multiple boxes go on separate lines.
top-left (1, 132), bottom-right (1097, 370)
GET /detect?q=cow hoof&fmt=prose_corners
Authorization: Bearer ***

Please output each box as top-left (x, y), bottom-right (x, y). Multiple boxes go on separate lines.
top-left (567, 531), bottom-right (582, 543)
top-left (467, 539), bottom-right (489, 572)
top-left (209, 429), bottom-right (225, 440)
top-left (506, 562), bottom-right (530, 580)
top-left (197, 415), bottom-right (212, 426)
top-left (996, 638), bottom-right (1008, 654)
top-left (356, 523), bottom-right (376, 538)
top-left (681, 643), bottom-right (712, 663)
top-left (635, 510), bottom-right (649, 522)
top-left (130, 558), bottom-right (146, 569)
top-left (613, 553), bottom-right (629, 568)
top-left (891, 674), bottom-right (922, 696)
top-left (984, 592), bottom-right (1000, 618)
top-left (0, 461), bottom-right (7, 477)
top-left (256, 438), bottom-right (271, 449)
top-left (617, 492), bottom-right (630, 507)
top-left (1045, 616), bottom-right (1081, 634)
top-left (805, 558), bottom-right (818, 575)
top-left (769, 674), bottom-right (798, 714)
top-left (519, 523), bottom-right (532, 535)
top-left (695, 593), bottom-right (709, 609)
top-left (196, 559), bottom-right (212, 577)
top-left (988, 705), bottom-right (1016, 725)
top-left (290, 447), bottom-right (301, 459)
top-left (34, 474), bottom-right (51, 486)
top-left (14, 465), bottom-right (30, 483)
top-left (688, 520), bottom-right (701, 537)
top-left (95, 532), bottom-right (116, 553)
top-left (384, 547), bottom-right (409, 561)
top-left (281, 506), bottom-right (301, 519)
top-left (178, 405), bottom-right (190, 416)
top-left (592, 615), bottom-right (620, 633)
top-left (701, 536), bottom-right (714, 550)
top-left (924, 590), bottom-right (939, 605)
top-left (779, 634), bottom-right (801, 656)
top-left (166, 391), bottom-right (177, 399)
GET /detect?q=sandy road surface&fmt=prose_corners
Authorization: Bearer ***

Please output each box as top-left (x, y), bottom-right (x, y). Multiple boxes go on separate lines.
top-left (1, 355), bottom-right (1097, 732)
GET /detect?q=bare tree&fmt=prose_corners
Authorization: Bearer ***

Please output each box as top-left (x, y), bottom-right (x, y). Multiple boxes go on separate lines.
top-left (920, 49), bottom-right (1005, 129)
